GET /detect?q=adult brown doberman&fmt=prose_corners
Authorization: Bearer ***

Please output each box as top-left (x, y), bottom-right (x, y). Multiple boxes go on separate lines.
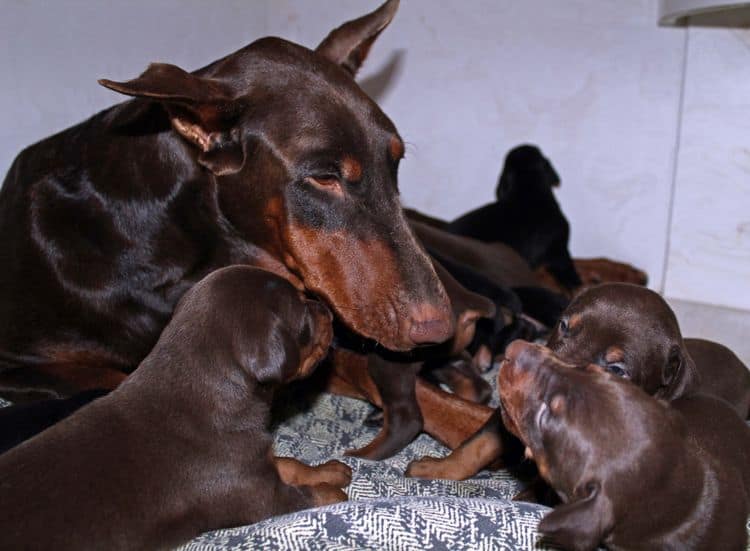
top-left (0, 266), bottom-right (352, 549)
top-left (499, 340), bottom-right (750, 551)
top-left (0, 0), bottom-right (452, 402)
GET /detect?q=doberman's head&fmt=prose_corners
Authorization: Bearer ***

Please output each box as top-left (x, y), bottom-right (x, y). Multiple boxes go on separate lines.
top-left (546, 283), bottom-right (699, 400)
top-left (498, 339), bottom-right (685, 550)
top-left (98, 0), bottom-right (453, 352)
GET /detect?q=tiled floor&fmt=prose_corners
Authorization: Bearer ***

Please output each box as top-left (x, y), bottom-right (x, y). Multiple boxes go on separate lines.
top-left (668, 298), bottom-right (750, 365)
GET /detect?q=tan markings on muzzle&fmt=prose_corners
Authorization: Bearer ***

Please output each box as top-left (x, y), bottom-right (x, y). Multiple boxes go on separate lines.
top-left (284, 224), bottom-right (408, 348)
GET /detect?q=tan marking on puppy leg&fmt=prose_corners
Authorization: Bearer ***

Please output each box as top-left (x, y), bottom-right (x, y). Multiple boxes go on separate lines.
top-left (406, 430), bottom-right (503, 480)
top-left (273, 457), bottom-right (351, 487)
top-left (416, 378), bottom-right (493, 449)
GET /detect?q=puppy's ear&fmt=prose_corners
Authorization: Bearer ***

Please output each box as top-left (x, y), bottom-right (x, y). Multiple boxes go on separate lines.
top-left (659, 344), bottom-right (698, 400)
top-left (539, 481), bottom-right (614, 551)
top-left (543, 156), bottom-right (561, 188)
top-left (496, 170), bottom-right (515, 201)
top-left (236, 326), bottom-right (300, 385)
top-left (99, 63), bottom-right (245, 175)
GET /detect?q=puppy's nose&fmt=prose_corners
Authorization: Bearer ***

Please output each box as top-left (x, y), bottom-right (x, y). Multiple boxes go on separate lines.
top-left (407, 303), bottom-right (454, 345)
top-left (505, 339), bottom-right (537, 365)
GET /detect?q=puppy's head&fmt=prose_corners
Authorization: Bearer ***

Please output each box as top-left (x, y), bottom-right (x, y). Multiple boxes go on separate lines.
top-left (546, 283), bottom-right (698, 400)
top-left (496, 144), bottom-right (560, 200)
top-left (498, 339), bottom-right (681, 549)
top-left (175, 266), bottom-right (333, 385)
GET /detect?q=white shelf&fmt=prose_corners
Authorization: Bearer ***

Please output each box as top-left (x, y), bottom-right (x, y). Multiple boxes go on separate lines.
top-left (659, 0), bottom-right (750, 25)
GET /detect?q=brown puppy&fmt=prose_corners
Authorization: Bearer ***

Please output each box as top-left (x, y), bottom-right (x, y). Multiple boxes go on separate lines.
top-left (547, 283), bottom-right (750, 418)
top-left (499, 340), bottom-right (750, 551)
top-left (407, 283), bottom-right (750, 482)
top-left (0, 266), bottom-right (350, 550)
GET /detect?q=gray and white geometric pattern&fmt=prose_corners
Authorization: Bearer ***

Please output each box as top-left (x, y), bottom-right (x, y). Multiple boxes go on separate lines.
top-left (3, 364), bottom-right (749, 550)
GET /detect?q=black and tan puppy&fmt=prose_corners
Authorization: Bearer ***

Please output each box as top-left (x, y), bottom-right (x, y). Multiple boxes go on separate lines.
top-left (548, 283), bottom-right (750, 418)
top-left (499, 340), bottom-right (750, 551)
top-left (0, 266), bottom-right (350, 550)
top-left (448, 144), bottom-right (581, 291)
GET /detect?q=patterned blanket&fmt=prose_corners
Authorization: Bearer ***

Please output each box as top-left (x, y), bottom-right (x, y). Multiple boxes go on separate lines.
top-left (3, 365), bottom-right (748, 550)
top-left (181, 363), bottom-right (556, 550)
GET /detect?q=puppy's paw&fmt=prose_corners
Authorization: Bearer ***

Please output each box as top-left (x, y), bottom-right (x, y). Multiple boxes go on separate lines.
top-left (315, 459), bottom-right (352, 488)
top-left (405, 456), bottom-right (443, 479)
top-left (309, 483), bottom-right (348, 507)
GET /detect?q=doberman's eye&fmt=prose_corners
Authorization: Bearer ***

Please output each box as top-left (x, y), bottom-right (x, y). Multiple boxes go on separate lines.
top-left (605, 363), bottom-right (629, 379)
top-left (304, 175), bottom-right (342, 193)
top-left (558, 318), bottom-right (569, 336)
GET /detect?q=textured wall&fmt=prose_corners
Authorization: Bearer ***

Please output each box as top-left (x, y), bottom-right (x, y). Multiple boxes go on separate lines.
top-left (664, 27), bottom-right (750, 310)
top-left (1, 1), bottom-right (748, 313)
top-left (267, 1), bottom-right (686, 290)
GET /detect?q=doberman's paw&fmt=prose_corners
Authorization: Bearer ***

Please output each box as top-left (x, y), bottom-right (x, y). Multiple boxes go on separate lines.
top-left (309, 483), bottom-right (348, 507)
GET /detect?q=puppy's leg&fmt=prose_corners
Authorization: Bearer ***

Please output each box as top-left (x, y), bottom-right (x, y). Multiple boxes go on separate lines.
top-left (273, 457), bottom-right (352, 488)
top-left (273, 457), bottom-right (351, 508)
top-left (346, 358), bottom-right (422, 460)
top-left (406, 409), bottom-right (509, 480)
top-left (304, 484), bottom-right (349, 507)
top-left (328, 348), bottom-right (493, 452)
top-left (416, 378), bottom-right (493, 449)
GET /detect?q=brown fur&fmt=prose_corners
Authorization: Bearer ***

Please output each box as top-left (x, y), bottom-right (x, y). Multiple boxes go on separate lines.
top-left (0, 266), bottom-right (350, 550)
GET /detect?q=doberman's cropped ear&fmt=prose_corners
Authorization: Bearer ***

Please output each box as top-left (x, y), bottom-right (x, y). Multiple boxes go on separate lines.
top-left (539, 481), bottom-right (614, 551)
top-left (316, 0), bottom-right (399, 76)
top-left (99, 63), bottom-right (245, 175)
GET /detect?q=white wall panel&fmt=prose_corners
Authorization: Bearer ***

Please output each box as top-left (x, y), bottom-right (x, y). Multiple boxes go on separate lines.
top-left (665, 28), bottom-right (750, 309)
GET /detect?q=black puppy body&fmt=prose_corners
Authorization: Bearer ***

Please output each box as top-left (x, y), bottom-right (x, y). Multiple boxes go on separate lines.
top-left (449, 144), bottom-right (581, 291)
top-left (499, 341), bottom-right (750, 551)
top-left (409, 218), bottom-right (569, 340)
top-left (0, 389), bottom-right (107, 454)
top-left (0, 266), bottom-right (349, 550)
